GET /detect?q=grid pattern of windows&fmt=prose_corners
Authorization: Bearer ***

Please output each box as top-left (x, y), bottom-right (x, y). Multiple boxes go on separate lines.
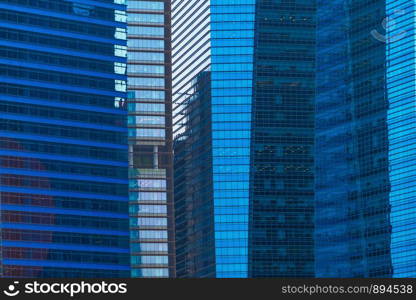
top-left (0, 0), bottom-right (130, 278)
top-left (172, 0), bottom-right (314, 278)
top-left (315, 0), bottom-right (392, 277)
top-left (127, 0), bottom-right (174, 278)
top-left (172, 0), bottom-right (216, 278)
top-left (210, 0), bottom-right (255, 278)
top-left (250, 0), bottom-right (315, 278)
top-left (386, 0), bottom-right (416, 278)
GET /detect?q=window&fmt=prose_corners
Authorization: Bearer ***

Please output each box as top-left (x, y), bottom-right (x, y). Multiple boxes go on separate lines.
top-left (131, 217), bottom-right (167, 227)
top-left (128, 1), bottom-right (164, 11)
top-left (128, 103), bottom-right (165, 112)
top-left (129, 192), bottom-right (167, 202)
top-left (128, 51), bottom-right (164, 62)
top-left (114, 62), bottom-right (127, 74)
top-left (129, 205), bottom-right (167, 214)
top-left (129, 129), bottom-right (166, 138)
top-left (131, 243), bottom-right (168, 252)
top-left (127, 64), bottom-right (164, 74)
top-left (128, 13), bottom-right (164, 24)
top-left (115, 28), bottom-right (127, 40)
top-left (127, 39), bottom-right (164, 49)
top-left (127, 90), bottom-right (165, 100)
top-left (130, 179), bottom-right (166, 189)
top-left (127, 77), bottom-right (165, 87)
top-left (115, 10), bottom-right (127, 22)
top-left (133, 230), bottom-right (167, 239)
top-left (115, 80), bottom-right (127, 92)
top-left (131, 268), bottom-right (168, 277)
top-left (128, 116), bottom-right (165, 125)
top-left (114, 45), bottom-right (127, 57)
top-left (128, 26), bottom-right (164, 37)
top-left (131, 255), bottom-right (168, 265)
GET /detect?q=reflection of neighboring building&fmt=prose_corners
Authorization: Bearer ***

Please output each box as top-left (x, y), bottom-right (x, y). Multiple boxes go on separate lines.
top-left (172, 0), bottom-right (316, 278)
top-left (127, 0), bottom-right (175, 278)
top-left (315, 0), bottom-right (393, 277)
top-left (316, 0), bottom-right (416, 278)
top-left (173, 72), bottom-right (215, 277)
top-left (0, 1), bottom-right (130, 277)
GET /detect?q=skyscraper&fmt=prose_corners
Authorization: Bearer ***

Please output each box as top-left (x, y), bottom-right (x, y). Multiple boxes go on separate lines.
top-left (315, 0), bottom-right (416, 278)
top-left (386, 0), bottom-right (416, 278)
top-left (0, 0), bottom-right (130, 277)
top-left (127, 0), bottom-right (175, 278)
top-left (172, 0), bottom-right (316, 278)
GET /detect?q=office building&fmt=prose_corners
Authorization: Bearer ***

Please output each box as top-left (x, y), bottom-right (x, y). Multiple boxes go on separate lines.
top-left (315, 0), bottom-right (395, 277)
top-left (172, 0), bottom-right (316, 278)
top-left (127, 0), bottom-right (175, 278)
top-left (385, 0), bottom-right (416, 278)
top-left (0, 0), bottom-right (130, 277)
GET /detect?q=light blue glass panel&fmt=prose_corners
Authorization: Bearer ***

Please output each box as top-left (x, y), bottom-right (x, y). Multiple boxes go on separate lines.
top-left (210, 0), bottom-right (256, 278)
top-left (386, 0), bottom-right (416, 278)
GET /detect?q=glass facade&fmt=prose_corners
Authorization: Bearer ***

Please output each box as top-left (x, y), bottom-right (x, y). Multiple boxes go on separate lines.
top-left (127, 0), bottom-right (175, 278)
top-left (173, 0), bottom-right (315, 278)
top-left (316, 0), bottom-right (416, 278)
top-left (210, 0), bottom-right (255, 279)
top-left (172, 0), bottom-right (214, 278)
top-left (0, 0), bottom-right (130, 277)
top-left (315, 0), bottom-right (392, 277)
top-left (386, 0), bottom-right (416, 278)
top-left (251, 0), bottom-right (315, 277)
top-left (4, 0), bottom-right (416, 280)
